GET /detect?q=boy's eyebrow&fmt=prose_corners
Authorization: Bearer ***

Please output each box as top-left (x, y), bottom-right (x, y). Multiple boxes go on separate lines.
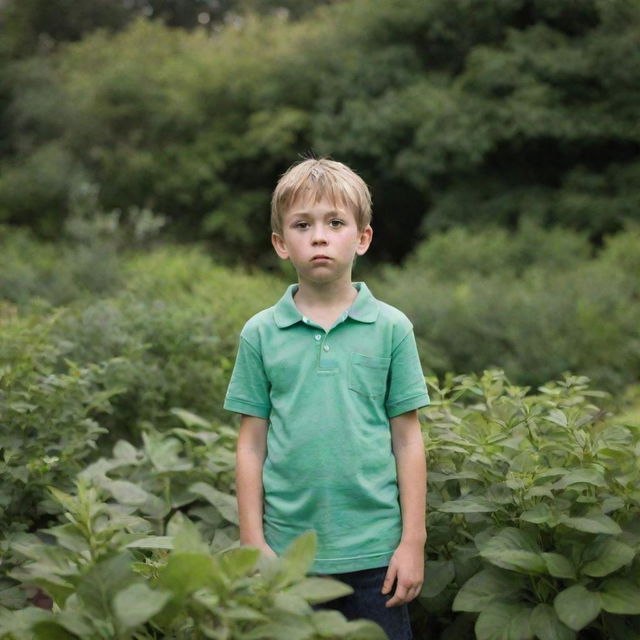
top-left (287, 209), bottom-right (345, 217)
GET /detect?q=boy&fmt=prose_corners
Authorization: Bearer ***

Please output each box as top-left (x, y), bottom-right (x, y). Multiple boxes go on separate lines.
top-left (224, 158), bottom-right (429, 640)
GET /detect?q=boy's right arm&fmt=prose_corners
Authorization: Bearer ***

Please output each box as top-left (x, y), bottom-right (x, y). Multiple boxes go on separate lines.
top-left (236, 414), bottom-right (276, 557)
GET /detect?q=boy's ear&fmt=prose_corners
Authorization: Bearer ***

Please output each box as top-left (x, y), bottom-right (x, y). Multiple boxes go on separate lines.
top-left (356, 225), bottom-right (373, 256)
top-left (271, 232), bottom-right (289, 260)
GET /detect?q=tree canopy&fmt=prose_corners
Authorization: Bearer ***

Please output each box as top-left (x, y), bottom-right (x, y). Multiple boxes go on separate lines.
top-left (0, 0), bottom-right (638, 263)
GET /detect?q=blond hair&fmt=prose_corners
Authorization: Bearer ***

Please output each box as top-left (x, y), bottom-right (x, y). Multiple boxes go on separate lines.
top-left (271, 158), bottom-right (372, 235)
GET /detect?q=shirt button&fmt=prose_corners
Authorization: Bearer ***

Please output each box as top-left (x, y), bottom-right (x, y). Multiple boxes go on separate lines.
top-left (323, 344), bottom-right (330, 351)
top-left (315, 334), bottom-right (322, 341)
top-left (303, 316), bottom-right (309, 323)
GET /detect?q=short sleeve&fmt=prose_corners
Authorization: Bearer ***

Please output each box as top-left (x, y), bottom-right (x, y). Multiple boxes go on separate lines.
top-left (385, 328), bottom-right (430, 418)
top-left (224, 336), bottom-right (271, 419)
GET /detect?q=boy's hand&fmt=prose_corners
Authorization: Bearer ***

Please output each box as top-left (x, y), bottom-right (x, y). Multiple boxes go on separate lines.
top-left (382, 539), bottom-right (425, 607)
top-left (257, 542), bottom-right (277, 559)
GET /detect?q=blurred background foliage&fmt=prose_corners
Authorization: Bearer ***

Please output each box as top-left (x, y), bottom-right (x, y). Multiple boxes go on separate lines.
top-left (0, 0), bottom-right (638, 265)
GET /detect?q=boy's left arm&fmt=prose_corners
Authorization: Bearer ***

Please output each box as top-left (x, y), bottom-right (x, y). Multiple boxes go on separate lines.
top-left (383, 409), bottom-right (427, 608)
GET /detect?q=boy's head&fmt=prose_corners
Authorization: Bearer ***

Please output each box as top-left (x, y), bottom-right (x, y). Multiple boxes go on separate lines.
top-left (271, 158), bottom-right (372, 235)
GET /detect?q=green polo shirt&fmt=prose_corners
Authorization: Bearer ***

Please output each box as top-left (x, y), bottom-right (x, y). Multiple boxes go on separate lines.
top-left (224, 281), bottom-right (429, 573)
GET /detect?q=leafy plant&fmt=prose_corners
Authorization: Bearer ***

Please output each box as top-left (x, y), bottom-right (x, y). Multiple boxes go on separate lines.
top-left (0, 314), bottom-right (119, 532)
top-left (416, 370), bottom-right (640, 640)
top-left (79, 414), bottom-right (239, 546)
top-left (1, 480), bottom-right (386, 639)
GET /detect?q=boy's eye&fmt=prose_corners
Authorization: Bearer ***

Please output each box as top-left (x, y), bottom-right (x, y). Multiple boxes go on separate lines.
top-left (294, 221), bottom-right (309, 229)
top-left (329, 219), bottom-right (345, 228)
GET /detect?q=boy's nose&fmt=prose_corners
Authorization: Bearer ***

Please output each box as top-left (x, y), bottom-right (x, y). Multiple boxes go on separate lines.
top-left (311, 227), bottom-right (328, 244)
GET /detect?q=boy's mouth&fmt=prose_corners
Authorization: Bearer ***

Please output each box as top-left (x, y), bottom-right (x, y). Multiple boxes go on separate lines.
top-left (311, 255), bottom-right (331, 262)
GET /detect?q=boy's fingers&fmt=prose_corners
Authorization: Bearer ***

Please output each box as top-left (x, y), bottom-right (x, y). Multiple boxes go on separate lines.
top-left (381, 565), bottom-right (397, 594)
top-left (385, 583), bottom-right (410, 608)
top-left (385, 582), bottom-right (422, 608)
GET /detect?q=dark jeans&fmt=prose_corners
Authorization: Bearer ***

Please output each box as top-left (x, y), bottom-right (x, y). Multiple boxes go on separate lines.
top-left (314, 566), bottom-right (412, 640)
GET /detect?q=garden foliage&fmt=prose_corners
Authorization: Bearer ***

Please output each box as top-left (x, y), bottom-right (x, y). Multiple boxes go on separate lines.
top-left (418, 370), bottom-right (640, 640)
top-left (1, 480), bottom-right (385, 639)
top-left (1, 369), bottom-right (639, 638)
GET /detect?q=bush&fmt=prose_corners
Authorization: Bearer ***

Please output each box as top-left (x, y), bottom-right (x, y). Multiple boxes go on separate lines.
top-left (50, 247), bottom-right (283, 441)
top-left (0, 224), bottom-right (121, 306)
top-left (0, 313), bottom-right (118, 532)
top-left (1, 481), bottom-right (385, 639)
top-left (416, 370), bottom-right (640, 640)
top-left (374, 225), bottom-right (640, 392)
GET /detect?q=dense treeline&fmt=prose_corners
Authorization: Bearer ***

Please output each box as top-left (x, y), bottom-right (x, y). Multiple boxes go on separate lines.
top-left (1, 0), bottom-right (639, 263)
top-left (0, 0), bottom-right (330, 57)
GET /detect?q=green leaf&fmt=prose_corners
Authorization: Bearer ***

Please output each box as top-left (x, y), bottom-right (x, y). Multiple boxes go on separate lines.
top-left (520, 504), bottom-right (556, 525)
top-left (280, 531), bottom-right (317, 583)
top-left (113, 582), bottom-right (171, 630)
top-left (559, 514), bottom-right (622, 535)
top-left (157, 553), bottom-right (214, 599)
top-left (581, 539), bottom-right (635, 577)
top-left (166, 511), bottom-right (208, 554)
top-left (420, 560), bottom-right (455, 598)
top-left (0, 607), bottom-right (51, 637)
top-left (242, 621), bottom-right (315, 640)
top-left (482, 549), bottom-right (546, 574)
top-left (143, 433), bottom-right (191, 472)
top-left (599, 578), bottom-right (640, 614)
top-left (311, 610), bottom-right (387, 639)
top-left (554, 469), bottom-right (606, 489)
top-left (106, 480), bottom-right (148, 505)
top-left (43, 523), bottom-right (90, 554)
top-left (438, 497), bottom-right (500, 513)
top-left (546, 410), bottom-right (568, 428)
top-left (125, 535), bottom-right (174, 549)
top-left (32, 621), bottom-right (77, 640)
top-left (112, 440), bottom-right (138, 462)
top-left (310, 610), bottom-right (352, 636)
top-left (273, 592), bottom-right (313, 615)
top-left (475, 602), bottom-right (533, 640)
top-left (225, 606), bottom-right (268, 621)
top-left (541, 553), bottom-right (576, 579)
top-left (0, 578), bottom-right (28, 609)
top-left (286, 577), bottom-right (353, 604)
top-left (47, 487), bottom-right (78, 514)
top-left (478, 528), bottom-right (545, 574)
top-left (189, 481), bottom-right (239, 524)
top-left (453, 568), bottom-right (524, 612)
top-left (169, 407), bottom-right (212, 428)
top-left (554, 584), bottom-right (601, 631)
top-left (154, 552), bottom-right (216, 626)
top-left (76, 554), bottom-right (138, 620)
top-left (530, 604), bottom-right (575, 640)
top-left (219, 546), bottom-right (260, 581)
top-left (341, 618), bottom-right (388, 639)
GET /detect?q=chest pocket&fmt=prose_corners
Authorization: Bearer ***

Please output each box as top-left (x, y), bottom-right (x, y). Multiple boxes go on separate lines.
top-left (349, 352), bottom-right (391, 398)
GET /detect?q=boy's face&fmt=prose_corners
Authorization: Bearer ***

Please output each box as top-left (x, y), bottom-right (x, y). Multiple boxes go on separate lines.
top-left (271, 193), bottom-right (372, 286)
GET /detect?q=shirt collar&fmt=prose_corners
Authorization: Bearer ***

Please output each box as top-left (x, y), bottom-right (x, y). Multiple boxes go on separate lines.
top-left (273, 281), bottom-right (379, 328)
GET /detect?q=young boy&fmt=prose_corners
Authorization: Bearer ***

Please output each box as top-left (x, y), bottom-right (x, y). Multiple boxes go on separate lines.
top-left (224, 158), bottom-right (429, 640)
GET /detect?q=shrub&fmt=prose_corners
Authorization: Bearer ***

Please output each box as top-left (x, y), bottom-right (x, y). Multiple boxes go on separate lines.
top-left (416, 370), bottom-right (640, 640)
top-left (0, 314), bottom-right (118, 532)
top-left (374, 225), bottom-right (640, 392)
top-left (1, 478), bottom-right (386, 639)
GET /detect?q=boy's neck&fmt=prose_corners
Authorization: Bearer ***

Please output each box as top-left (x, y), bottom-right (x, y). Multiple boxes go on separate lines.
top-left (293, 278), bottom-right (358, 329)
